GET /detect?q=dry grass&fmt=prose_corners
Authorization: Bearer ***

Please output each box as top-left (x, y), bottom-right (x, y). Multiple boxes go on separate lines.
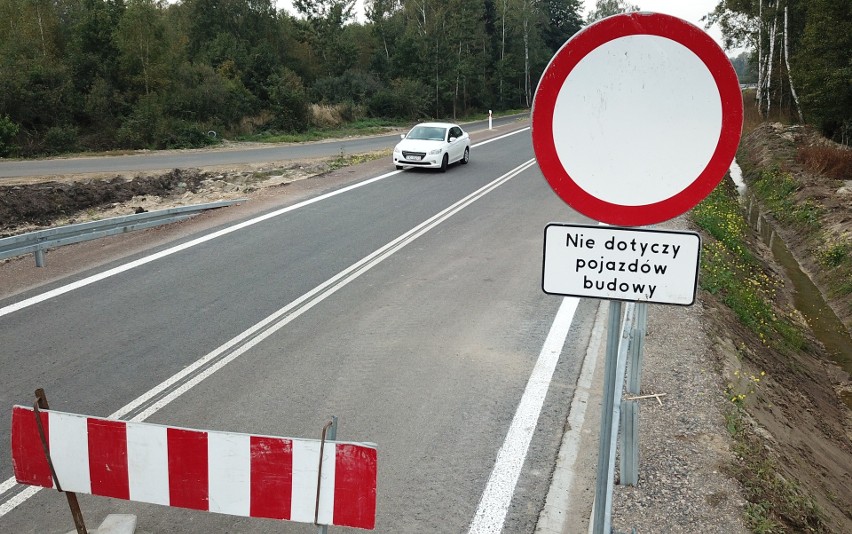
top-left (236, 111), bottom-right (274, 136)
top-left (742, 91), bottom-right (764, 135)
top-left (311, 104), bottom-right (345, 129)
top-left (740, 89), bottom-right (803, 135)
top-left (797, 144), bottom-right (852, 182)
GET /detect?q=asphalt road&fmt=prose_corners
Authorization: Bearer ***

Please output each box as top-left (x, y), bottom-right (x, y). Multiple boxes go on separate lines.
top-left (0, 124), bottom-right (600, 533)
top-left (0, 116), bottom-right (524, 179)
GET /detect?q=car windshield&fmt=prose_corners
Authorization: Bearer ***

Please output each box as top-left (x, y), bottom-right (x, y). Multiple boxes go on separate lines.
top-left (407, 126), bottom-right (447, 141)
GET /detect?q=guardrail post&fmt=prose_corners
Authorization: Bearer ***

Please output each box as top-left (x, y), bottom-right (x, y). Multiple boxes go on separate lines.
top-left (34, 247), bottom-right (45, 267)
top-left (626, 303), bottom-right (646, 395)
top-left (619, 400), bottom-right (639, 486)
top-left (592, 300), bottom-right (621, 534)
top-left (620, 303), bottom-right (646, 487)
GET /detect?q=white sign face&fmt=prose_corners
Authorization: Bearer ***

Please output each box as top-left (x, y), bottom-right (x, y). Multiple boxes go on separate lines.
top-left (553, 34), bottom-right (721, 206)
top-left (543, 224), bottom-right (701, 305)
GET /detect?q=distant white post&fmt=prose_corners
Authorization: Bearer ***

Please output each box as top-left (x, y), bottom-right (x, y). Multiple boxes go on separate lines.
top-left (488, 110), bottom-right (493, 130)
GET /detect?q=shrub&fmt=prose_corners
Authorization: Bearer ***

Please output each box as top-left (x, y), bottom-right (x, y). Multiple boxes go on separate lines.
top-left (0, 114), bottom-right (20, 157)
top-left (312, 70), bottom-right (383, 105)
top-left (367, 77), bottom-right (429, 120)
top-left (264, 68), bottom-right (310, 133)
top-left (116, 96), bottom-right (163, 149)
top-left (43, 125), bottom-right (79, 154)
top-left (158, 120), bottom-right (216, 149)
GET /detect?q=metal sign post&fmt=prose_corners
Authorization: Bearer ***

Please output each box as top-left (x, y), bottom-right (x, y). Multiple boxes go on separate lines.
top-left (620, 302), bottom-right (647, 487)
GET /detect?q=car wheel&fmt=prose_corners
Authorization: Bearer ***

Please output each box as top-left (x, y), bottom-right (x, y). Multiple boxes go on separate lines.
top-left (440, 153), bottom-right (448, 173)
top-left (461, 146), bottom-right (470, 164)
top-left (396, 165), bottom-right (403, 170)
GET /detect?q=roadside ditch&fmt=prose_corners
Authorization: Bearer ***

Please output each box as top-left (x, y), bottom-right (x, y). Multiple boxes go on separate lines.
top-left (698, 123), bottom-right (852, 532)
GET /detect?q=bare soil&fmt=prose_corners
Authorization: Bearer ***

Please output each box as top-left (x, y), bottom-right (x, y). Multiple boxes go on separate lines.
top-left (0, 155), bottom-right (383, 237)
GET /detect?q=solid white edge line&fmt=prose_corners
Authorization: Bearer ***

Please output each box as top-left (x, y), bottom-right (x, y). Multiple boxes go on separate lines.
top-left (0, 157), bottom-right (537, 518)
top-left (0, 169), bottom-right (397, 319)
top-left (473, 127), bottom-right (531, 148)
top-left (0, 124), bottom-right (529, 320)
top-left (468, 296), bottom-right (580, 534)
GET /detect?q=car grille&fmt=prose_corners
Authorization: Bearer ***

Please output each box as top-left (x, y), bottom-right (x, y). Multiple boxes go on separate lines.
top-left (402, 151), bottom-right (426, 159)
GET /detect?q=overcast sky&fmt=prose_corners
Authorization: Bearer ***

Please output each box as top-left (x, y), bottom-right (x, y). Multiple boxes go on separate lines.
top-left (278, 0), bottom-right (740, 53)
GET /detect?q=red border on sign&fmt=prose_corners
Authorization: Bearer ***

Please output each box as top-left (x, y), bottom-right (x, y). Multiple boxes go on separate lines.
top-left (531, 13), bottom-right (743, 226)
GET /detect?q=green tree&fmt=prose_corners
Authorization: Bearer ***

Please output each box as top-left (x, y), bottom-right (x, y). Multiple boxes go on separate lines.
top-left (541, 0), bottom-right (583, 51)
top-left (0, 114), bottom-right (20, 157)
top-left (792, 0), bottom-right (852, 141)
top-left (265, 67), bottom-right (310, 132)
top-left (730, 51), bottom-right (757, 84)
top-left (293, 0), bottom-right (356, 78)
top-left (706, 0), bottom-right (851, 136)
top-left (115, 0), bottom-right (167, 96)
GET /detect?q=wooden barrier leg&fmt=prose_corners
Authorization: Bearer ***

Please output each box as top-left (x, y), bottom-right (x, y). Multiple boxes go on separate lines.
top-left (35, 388), bottom-right (88, 534)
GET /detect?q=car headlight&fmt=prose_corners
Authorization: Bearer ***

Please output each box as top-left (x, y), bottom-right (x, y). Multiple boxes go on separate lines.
top-left (393, 145), bottom-right (401, 153)
top-left (428, 148), bottom-right (443, 155)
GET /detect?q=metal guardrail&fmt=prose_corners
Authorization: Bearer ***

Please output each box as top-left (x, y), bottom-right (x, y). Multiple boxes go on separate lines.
top-left (592, 301), bottom-right (648, 534)
top-left (0, 199), bottom-right (247, 267)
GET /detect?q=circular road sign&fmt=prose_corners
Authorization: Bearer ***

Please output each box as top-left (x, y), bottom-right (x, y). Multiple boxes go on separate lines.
top-left (531, 12), bottom-right (743, 226)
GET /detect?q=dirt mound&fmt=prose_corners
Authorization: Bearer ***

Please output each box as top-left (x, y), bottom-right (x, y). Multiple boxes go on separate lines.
top-left (0, 170), bottom-right (206, 232)
top-left (0, 157), bottom-right (351, 238)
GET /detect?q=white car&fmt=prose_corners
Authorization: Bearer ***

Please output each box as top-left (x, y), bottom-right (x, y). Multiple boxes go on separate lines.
top-left (393, 122), bottom-right (470, 172)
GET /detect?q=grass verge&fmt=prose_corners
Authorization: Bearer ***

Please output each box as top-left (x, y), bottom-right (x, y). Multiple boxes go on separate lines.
top-left (692, 181), bottom-right (805, 351)
top-left (691, 179), bottom-right (828, 532)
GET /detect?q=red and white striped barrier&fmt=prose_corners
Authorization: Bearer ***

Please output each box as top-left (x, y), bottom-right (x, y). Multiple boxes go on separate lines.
top-left (11, 406), bottom-right (377, 529)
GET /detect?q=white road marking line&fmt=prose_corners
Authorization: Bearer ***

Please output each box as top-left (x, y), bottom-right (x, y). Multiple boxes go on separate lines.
top-left (473, 127), bottom-right (530, 148)
top-left (0, 127), bottom-right (529, 319)
top-left (0, 170), bottom-right (397, 319)
top-left (0, 158), bottom-right (537, 517)
top-left (469, 297), bottom-right (579, 534)
top-left (468, 296), bottom-right (580, 534)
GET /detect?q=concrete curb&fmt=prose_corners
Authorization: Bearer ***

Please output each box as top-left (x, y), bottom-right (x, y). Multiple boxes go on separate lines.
top-left (536, 300), bottom-right (608, 534)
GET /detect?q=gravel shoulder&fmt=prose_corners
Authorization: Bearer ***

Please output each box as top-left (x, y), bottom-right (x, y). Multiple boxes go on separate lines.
top-left (543, 188), bottom-right (851, 533)
top-left (608, 215), bottom-right (749, 534)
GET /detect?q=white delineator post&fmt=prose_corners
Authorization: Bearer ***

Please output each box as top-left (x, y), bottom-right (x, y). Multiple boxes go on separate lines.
top-left (488, 110), bottom-right (493, 130)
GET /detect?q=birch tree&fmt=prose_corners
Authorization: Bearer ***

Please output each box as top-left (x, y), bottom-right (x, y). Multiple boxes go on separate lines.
top-left (587, 0), bottom-right (638, 23)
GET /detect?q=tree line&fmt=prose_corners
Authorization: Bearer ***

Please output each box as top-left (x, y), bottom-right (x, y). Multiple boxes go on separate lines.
top-left (707, 0), bottom-right (851, 143)
top-left (0, 0), bottom-right (848, 158)
top-left (0, 0), bottom-right (583, 156)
